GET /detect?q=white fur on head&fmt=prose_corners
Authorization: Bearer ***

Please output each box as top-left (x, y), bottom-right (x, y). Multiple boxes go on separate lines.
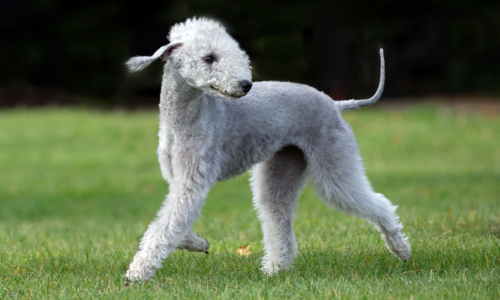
top-left (125, 17), bottom-right (252, 99)
top-left (126, 42), bottom-right (182, 73)
top-left (166, 17), bottom-right (252, 99)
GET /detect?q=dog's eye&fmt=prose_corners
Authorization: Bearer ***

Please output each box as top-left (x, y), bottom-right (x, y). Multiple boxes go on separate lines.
top-left (203, 55), bottom-right (214, 63)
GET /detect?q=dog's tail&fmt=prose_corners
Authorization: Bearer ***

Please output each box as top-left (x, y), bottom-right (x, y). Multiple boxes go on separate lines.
top-left (336, 49), bottom-right (385, 113)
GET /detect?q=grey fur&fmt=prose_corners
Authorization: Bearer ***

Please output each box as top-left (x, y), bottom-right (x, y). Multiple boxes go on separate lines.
top-left (124, 17), bottom-right (410, 283)
top-left (336, 49), bottom-right (385, 112)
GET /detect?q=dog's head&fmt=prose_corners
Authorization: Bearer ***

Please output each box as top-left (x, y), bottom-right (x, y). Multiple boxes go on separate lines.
top-left (126, 18), bottom-right (252, 99)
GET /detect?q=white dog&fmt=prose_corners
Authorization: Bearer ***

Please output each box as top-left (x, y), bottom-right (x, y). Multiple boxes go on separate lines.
top-left (124, 17), bottom-right (410, 284)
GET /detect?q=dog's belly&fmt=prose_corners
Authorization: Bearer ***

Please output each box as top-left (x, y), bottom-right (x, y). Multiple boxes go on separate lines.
top-left (216, 138), bottom-right (286, 181)
top-left (216, 149), bottom-right (263, 181)
top-left (217, 163), bottom-right (249, 181)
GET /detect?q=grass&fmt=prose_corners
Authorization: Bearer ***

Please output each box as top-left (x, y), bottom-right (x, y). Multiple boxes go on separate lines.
top-left (0, 106), bottom-right (499, 299)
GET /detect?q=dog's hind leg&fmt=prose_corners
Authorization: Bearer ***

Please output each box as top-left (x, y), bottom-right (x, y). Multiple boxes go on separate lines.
top-left (250, 146), bottom-right (308, 274)
top-left (308, 126), bottom-right (410, 261)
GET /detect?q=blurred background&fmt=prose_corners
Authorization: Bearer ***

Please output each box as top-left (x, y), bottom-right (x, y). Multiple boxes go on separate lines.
top-left (2, 0), bottom-right (500, 108)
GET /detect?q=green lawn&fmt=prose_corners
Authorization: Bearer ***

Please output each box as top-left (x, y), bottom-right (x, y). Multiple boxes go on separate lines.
top-left (0, 107), bottom-right (499, 299)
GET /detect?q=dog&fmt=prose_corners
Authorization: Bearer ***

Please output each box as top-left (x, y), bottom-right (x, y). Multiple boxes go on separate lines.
top-left (124, 17), bottom-right (410, 284)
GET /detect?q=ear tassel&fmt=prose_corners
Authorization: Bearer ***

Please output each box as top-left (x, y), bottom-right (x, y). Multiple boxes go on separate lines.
top-left (125, 56), bottom-right (157, 72)
top-left (125, 43), bottom-right (183, 73)
top-left (125, 45), bottom-right (169, 73)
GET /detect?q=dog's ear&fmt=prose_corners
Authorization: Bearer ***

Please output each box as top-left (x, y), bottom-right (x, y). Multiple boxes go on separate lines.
top-left (160, 42), bottom-right (182, 61)
top-left (125, 42), bottom-right (183, 73)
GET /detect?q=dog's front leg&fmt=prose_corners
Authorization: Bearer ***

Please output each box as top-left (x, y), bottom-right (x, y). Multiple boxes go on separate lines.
top-left (125, 177), bottom-right (212, 284)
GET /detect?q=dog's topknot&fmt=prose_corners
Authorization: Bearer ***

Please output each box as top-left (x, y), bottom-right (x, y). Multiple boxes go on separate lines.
top-left (168, 17), bottom-right (237, 47)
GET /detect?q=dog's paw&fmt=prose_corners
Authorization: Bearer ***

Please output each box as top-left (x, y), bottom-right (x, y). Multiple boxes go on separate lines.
top-left (124, 270), bottom-right (141, 286)
top-left (177, 233), bottom-right (210, 254)
top-left (200, 237), bottom-right (210, 254)
top-left (261, 262), bottom-right (290, 276)
top-left (383, 232), bottom-right (411, 262)
top-left (125, 258), bottom-right (156, 286)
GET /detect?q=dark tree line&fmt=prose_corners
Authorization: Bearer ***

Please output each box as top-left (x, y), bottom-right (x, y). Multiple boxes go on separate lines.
top-left (1, 0), bottom-right (499, 107)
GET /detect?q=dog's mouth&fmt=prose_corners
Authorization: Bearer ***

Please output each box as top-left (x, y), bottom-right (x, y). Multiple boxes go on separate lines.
top-left (210, 85), bottom-right (244, 100)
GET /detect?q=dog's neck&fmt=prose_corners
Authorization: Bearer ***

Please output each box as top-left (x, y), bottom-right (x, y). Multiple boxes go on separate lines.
top-left (159, 61), bottom-right (203, 127)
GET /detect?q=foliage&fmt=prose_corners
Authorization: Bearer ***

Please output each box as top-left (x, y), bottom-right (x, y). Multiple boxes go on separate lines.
top-left (2, 0), bottom-right (500, 104)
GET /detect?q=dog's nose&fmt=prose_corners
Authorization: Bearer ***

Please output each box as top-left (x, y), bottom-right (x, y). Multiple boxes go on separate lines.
top-left (240, 80), bottom-right (253, 93)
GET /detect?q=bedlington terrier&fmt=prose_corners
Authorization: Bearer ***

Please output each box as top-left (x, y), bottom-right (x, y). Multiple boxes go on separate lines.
top-left (124, 17), bottom-right (410, 284)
